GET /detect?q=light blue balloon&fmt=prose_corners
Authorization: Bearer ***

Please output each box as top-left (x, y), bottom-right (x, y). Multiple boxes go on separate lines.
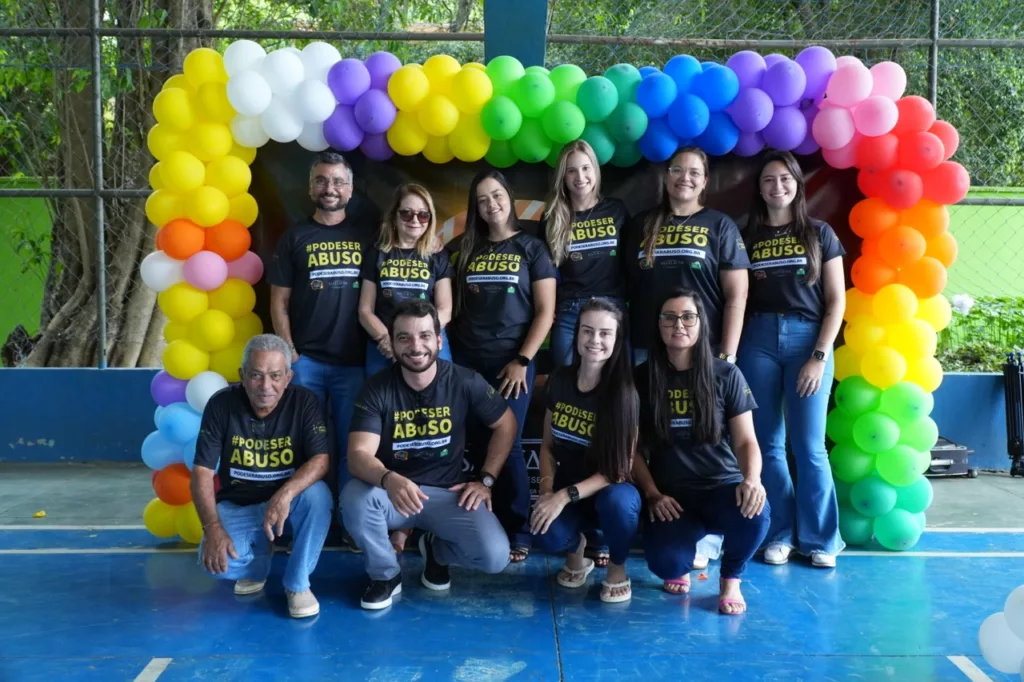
top-left (141, 430), bottom-right (183, 470)
top-left (156, 402), bottom-right (203, 446)
top-left (638, 66), bottom-right (660, 79)
top-left (154, 405), bottom-right (164, 429)
top-left (183, 438), bottom-right (198, 471)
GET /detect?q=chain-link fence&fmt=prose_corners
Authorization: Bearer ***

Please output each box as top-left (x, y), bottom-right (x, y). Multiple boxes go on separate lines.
top-left (2, 0), bottom-right (1022, 367)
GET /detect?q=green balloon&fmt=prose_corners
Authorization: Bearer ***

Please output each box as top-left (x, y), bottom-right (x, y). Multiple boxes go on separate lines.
top-left (525, 65), bottom-right (550, 77)
top-left (485, 139), bottom-right (518, 168)
top-left (576, 76), bottom-right (619, 123)
top-left (480, 96), bottom-right (523, 141)
top-left (913, 511), bottom-right (927, 533)
top-left (545, 143), bottom-right (564, 168)
top-left (826, 407), bottom-right (856, 445)
top-left (609, 141), bottom-right (642, 167)
top-left (873, 508), bottom-right (923, 551)
top-left (834, 376), bottom-right (882, 416)
top-left (895, 475), bottom-right (933, 514)
top-left (830, 442), bottom-right (876, 483)
top-left (880, 382), bottom-right (934, 426)
top-left (838, 506), bottom-right (874, 546)
top-left (542, 101), bottom-right (586, 145)
top-left (513, 73), bottom-right (556, 119)
top-left (875, 444), bottom-right (922, 487)
top-left (510, 118), bottom-right (552, 164)
top-left (486, 55), bottom-right (526, 98)
top-left (852, 411), bottom-right (901, 454)
top-left (915, 448), bottom-right (933, 475)
top-left (850, 475), bottom-right (897, 518)
top-left (899, 416), bottom-right (939, 452)
top-left (835, 478), bottom-right (852, 506)
top-left (549, 64), bottom-right (587, 102)
top-left (604, 63), bottom-right (642, 102)
top-left (607, 102), bottom-right (648, 143)
top-left (580, 122), bottom-right (616, 165)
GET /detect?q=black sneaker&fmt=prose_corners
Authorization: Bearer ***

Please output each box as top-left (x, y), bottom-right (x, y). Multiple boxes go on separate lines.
top-left (359, 574), bottom-right (402, 610)
top-left (418, 532), bottom-right (451, 591)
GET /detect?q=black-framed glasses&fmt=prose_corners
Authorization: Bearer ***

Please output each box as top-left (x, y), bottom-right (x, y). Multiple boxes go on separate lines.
top-left (659, 312), bottom-right (700, 328)
top-left (398, 208), bottom-right (431, 224)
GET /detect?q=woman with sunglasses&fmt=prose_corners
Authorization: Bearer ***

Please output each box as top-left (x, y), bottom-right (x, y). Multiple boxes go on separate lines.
top-left (633, 288), bottom-right (769, 615)
top-left (738, 151), bottom-right (846, 568)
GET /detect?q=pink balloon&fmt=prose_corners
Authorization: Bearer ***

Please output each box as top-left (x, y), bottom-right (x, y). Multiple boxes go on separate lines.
top-left (853, 95), bottom-right (899, 137)
top-left (226, 251), bottom-right (264, 285)
top-left (825, 63), bottom-right (873, 108)
top-left (836, 55), bottom-right (863, 68)
top-left (821, 132), bottom-right (862, 169)
top-left (183, 251), bottom-right (229, 291)
top-left (869, 62), bottom-right (907, 100)
top-left (812, 106), bottom-right (856, 150)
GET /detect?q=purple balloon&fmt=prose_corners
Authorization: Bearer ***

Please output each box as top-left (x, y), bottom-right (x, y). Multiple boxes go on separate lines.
top-left (150, 370), bottom-right (187, 407)
top-left (763, 60), bottom-right (807, 107)
top-left (764, 53), bottom-right (789, 69)
top-left (323, 105), bottom-right (364, 151)
top-left (725, 50), bottom-right (767, 90)
top-left (327, 58), bottom-right (371, 106)
top-left (762, 105), bottom-right (807, 151)
top-left (727, 87), bottom-right (774, 133)
top-left (792, 105), bottom-right (822, 155)
top-left (353, 88), bottom-right (397, 134)
top-left (795, 45), bottom-right (837, 101)
top-left (364, 51), bottom-right (402, 91)
top-left (734, 130), bottom-right (765, 157)
top-left (360, 132), bottom-right (394, 161)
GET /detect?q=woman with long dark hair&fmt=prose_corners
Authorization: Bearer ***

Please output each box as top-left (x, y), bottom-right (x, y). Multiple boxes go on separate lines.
top-left (529, 297), bottom-right (641, 603)
top-left (739, 151), bottom-right (846, 568)
top-left (449, 169), bottom-right (557, 563)
top-left (633, 288), bottom-right (769, 615)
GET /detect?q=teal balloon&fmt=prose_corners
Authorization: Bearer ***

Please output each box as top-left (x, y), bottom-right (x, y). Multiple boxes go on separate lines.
top-left (835, 478), bottom-right (852, 506)
top-left (830, 442), bottom-right (876, 483)
top-left (610, 141), bottom-right (642, 167)
top-left (834, 376), bottom-right (882, 416)
top-left (549, 64), bottom-right (587, 102)
top-left (486, 55), bottom-right (525, 98)
top-left (542, 101), bottom-right (586, 145)
top-left (875, 444), bottom-right (921, 487)
top-left (607, 102), bottom-right (648, 143)
top-left (510, 118), bottom-right (552, 164)
top-left (895, 475), bottom-right (934, 514)
top-left (525, 65), bottom-right (549, 77)
top-left (480, 95), bottom-right (523, 141)
top-left (826, 407), bottom-right (856, 445)
top-left (576, 76), bottom-right (619, 123)
top-left (913, 511), bottom-right (927, 533)
top-left (513, 73), bottom-right (556, 118)
top-left (850, 475), bottom-right (897, 518)
top-left (899, 416), bottom-right (939, 452)
top-left (604, 63), bottom-right (642, 102)
top-left (852, 411), bottom-right (901, 454)
top-left (580, 122), bottom-right (616, 165)
top-left (484, 138), bottom-right (518, 168)
top-left (880, 382), bottom-right (934, 426)
top-left (873, 508), bottom-right (924, 551)
top-left (838, 506), bottom-right (874, 546)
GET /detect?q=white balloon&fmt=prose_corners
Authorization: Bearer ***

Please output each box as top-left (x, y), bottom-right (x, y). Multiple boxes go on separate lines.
top-left (260, 96), bottom-right (303, 143)
top-left (297, 121), bottom-right (330, 151)
top-left (185, 371), bottom-right (229, 414)
top-left (259, 49), bottom-right (305, 97)
top-left (1005, 586), bottom-right (1024, 641)
top-left (223, 39), bottom-right (266, 77)
top-left (230, 114), bottom-right (271, 148)
top-left (293, 79), bottom-right (337, 123)
top-left (979, 612), bottom-right (1024, 674)
top-left (226, 70), bottom-right (273, 117)
top-left (283, 47), bottom-right (303, 58)
top-left (300, 42), bottom-right (342, 82)
top-left (140, 250), bottom-right (184, 292)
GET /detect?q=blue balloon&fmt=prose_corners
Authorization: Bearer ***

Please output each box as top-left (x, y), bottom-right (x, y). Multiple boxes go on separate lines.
top-left (154, 405), bottom-right (164, 429)
top-left (663, 55), bottom-right (702, 93)
top-left (690, 65), bottom-right (740, 112)
top-left (701, 61), bottom-right (717, 71)
top-left (695, 112), bottom-right (740, 156)
top-left (635, 73), bottom-right (678, 119)
top-left (638, 117), bottom-right (679, 162)
top-left (667, 93), bottom-right (710, 140)
top-left (638, 66), bottom-right (660, 79)
top-left (157, 401), bottom-right (203, 446)
top-left (183, 438), bottom-right (198, 471)
top-left (141, 430), bottom-right (183, 470)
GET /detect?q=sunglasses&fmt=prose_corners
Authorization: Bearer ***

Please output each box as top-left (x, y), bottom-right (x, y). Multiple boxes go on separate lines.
top-left (398, 208), bottom-right (431, 224)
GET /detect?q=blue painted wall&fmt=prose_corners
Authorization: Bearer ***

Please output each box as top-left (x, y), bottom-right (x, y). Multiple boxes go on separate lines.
top-left (931, 372), bottom-right (1009, 471)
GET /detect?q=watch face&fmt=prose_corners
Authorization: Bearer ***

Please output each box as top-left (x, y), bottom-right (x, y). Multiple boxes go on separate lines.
top-left (483, 475), bottom-right (495, 487)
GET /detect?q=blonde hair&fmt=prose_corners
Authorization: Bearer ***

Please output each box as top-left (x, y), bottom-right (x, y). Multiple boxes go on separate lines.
top-left (378, 183), bottom-right (437, 259)
top-left (543, 140), bottom-right (602, 266)
top-left (642, 146), bottom-right (709, 268)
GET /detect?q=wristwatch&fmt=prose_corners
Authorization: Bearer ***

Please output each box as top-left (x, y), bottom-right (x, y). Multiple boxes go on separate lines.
top-left (566, 485), bottom-right (580, 503)
top-left (479, 471), bottom-right (496, 488)
top-left (718, 352), bottom-right (737, 364)
top-left (514, 354), bottom-right (531, 366)
top-left (812, 349), bottom-right (828, 362)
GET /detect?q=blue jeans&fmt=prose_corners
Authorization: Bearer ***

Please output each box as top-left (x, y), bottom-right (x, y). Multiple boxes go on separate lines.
top-left (737, 313), bottom-right (844, 556)
top-left (198, 481), bottom-right (333, 592)
top-left (365, 329), bottom-right (452, 379)
top-left (551, 297), bottom-right (626, 367)
top-left (535, 483), bottom-right (640, 565)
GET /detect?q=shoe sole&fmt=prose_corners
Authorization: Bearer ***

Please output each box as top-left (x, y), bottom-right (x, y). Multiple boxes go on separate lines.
top-left (289, 604), bottom-right (320, 618)
top-left (763, 556), bottom-right (790, 566)
top-left (360, 582), bottom-right (402, 610)
top-left (234, 581), bottom-right (267, 595)
top-left (419, 534), bottom-right (451, 591)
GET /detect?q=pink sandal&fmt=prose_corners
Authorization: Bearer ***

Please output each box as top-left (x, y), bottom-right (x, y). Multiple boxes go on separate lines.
top-left (662, 575), bottom-right (691, 594)
top-left (718, 578), bottom-right (747, 615)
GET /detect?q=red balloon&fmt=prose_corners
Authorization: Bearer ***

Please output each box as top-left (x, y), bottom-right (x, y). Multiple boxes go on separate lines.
top-left (929, 120), bottom-right (960, 160)
top-left (151, 471), bottom-right (159, 487)
top-left (879, 169), bottom-right (924, 210)
top-left (923, 161), bottom-right (970, 205)
top-left (898, 131), bottom-right (945, 173)
top-left (892, 96), bottom-right (936, 137)
top-left (855, 134), bottom-right (899, 172)
top-left (857, 169), bottom-right (885, 198)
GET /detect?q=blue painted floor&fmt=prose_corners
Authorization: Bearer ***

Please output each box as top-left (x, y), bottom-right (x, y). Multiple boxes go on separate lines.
top-left (1, 529), bottom-right (1021, 681)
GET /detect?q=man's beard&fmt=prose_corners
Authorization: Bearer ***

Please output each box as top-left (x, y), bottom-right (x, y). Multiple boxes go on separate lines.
top-left (314, 194), bottom-right (347, 212)
top-left (396, 349), bottom-right (437, 374)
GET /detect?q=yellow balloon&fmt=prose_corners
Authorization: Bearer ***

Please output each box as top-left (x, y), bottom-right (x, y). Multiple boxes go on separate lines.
top-left (422, 135), bottom-right (455, 164)
top-left (153, 88), bottom-right (195, 132)
top-left (872, 284), bottom-right (918, 325)
top-left (147, 123), bottom-right (184, 161)
top-left (183, 47), bottom-right (228, 89)
top-left (149, 163), bottom-right (166, 191)
top-left (388, 65), bottom-right (431, 112)
top-left (860, 346), bottom-right (908, 389)
top-left (417, 94), bottom-right (460, 137)
top-left (187, 186), bottom-right (230, 227)
top-left (209, 278), bottom-right (256, 318)
top-left (886, 319), bottom-right (937, 360)
top-left (228, 193), bottom-right (259, 227)
top-left (163, 320), bottom-right (189, 343)
top-left (162, 339), bottom-right (210, 380)
top-left (161, 150), bottom-right (206, 192)
top-left (834, 345), bottom-right (861, 382)
top-left (229, 143), bottom-right (257, 166)
top-left (195, 82), bottom-right (236, 124)
top-left (163, 74), bottom-right (195, 94)
top-left (451, 67), bottom-right (494, 114)
top-left (463, 62), bottom-right (486, 72)
top-left (232, 311), bottom-right (264, 342)
top-left (145, 190), bottom-right (186, 228)
top-left (387, 110), bottom-right (429, 156)
top-left (175, 502), bottom-right (204, 544)
top-left (188, 309), bottom-right (236, 352)
top-left (843, 315), bottom-right (886, 355)
top-left (422, 54), bottom-right (462, 96)
top-left (210, 342), bottom-right (246, 383)
top-left (905, 355), bottom-right (944, 393)
top-left (188, 121), bottom-right (234, 162)
top-left (158, 282), bottom-right (209, 323)
top-left (449, 115), bottom-right (491, 162)
top-left (205, 156), bottom-right (252, 198)
top-left (916, 294), bottom-right (952, 332)
top-left (844, 287), bottom-right (873, 322)
top-left (143, 498), bottom-right (180, 538)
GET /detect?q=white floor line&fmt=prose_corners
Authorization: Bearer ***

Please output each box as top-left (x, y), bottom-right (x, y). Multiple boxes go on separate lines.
top-left (926, 528), bottom-right (1024, 534)
top-left (844, 551), bottom-right (1024, 558)
top-left (947, 655), bottom-right (994, 682)
top-left (0, 547), bottom-right (196, 555)
top-left (0, 524), bottom-right (147, 530)
top-left (133, 657), bottom-right (172, 682)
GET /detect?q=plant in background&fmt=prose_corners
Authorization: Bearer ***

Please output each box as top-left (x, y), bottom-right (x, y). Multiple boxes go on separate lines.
top-left (937, 295), bottom-right (1024, 372)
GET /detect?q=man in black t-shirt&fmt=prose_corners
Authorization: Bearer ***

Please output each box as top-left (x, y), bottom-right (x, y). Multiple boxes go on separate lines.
top-left (341, 300), bottom-right (518, 610)
top-left (191, 334), bottom-right (332, 619)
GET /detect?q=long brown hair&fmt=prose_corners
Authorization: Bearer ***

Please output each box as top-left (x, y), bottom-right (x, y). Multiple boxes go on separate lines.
top-left (641, 146), bottom-right (710, 268)
top-left (453, 169), bottom-right (519, 314)
top-left (745, 150), bottom-right (822, 285)
top-left (543, 140), bottom-right (602, 266)
top-left (377, 183), bottom-right (437, 259)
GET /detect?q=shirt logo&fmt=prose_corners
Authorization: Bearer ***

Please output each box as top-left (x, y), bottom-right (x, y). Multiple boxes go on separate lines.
top-left (395, 450), bottom-right (409, 461)
top-left (690, 262), bottom-right (702, 270)
top-left (310, 279), bottom-right (324, 290)
top-left (506, 286), bottom-right (515, 294)
top-left (382, 288), bottom-right (393, 298)
top-left (570, 252), bottom-right (583, 262)
top-left (469, 284), bottom-right (480, 294)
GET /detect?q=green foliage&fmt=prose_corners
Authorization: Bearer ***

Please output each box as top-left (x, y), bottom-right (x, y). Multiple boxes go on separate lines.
top-left (937, 296), bottom-right (1024, 371)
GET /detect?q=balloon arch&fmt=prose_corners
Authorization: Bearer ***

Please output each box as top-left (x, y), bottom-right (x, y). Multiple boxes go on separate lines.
top-left (138, 42), bottom-right (970, 551)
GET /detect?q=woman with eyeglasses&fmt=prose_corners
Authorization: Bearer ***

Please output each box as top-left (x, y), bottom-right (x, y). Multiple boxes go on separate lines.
top-left (738, 151), bottom-right (846, 568)
top-left (633, 288), bottom-right (769, 615)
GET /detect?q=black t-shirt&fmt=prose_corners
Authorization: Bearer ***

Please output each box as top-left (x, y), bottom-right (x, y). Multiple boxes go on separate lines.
top-left (624, 208), bottom-right (750, 351)
top-left (449, 231), bottom-right (558, 360)
top-left (362, 246), bottom-right (453, 327)
top-left (636, 359), bottom-right (757, 493)
top-left (539, 197), bottom-right (630, 302)
top-left (266, 217), bottom-right (378, 366)
top-left (349, 360), bottom-right (509, 488)
top-left (544, 366), bottom-right (598, 486)
top-left (746, 220), bottom-right (846, 322)
top-left (193, 384), bottom-right (329, 506)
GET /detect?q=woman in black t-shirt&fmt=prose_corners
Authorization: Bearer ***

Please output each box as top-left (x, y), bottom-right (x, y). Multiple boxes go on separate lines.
top-left (633, 288), bottom-right (769, 615)
top-left (529, 297), bottom-right (641, 603)
top-left (449, 169), bottom-right (557, 563)
top-left (359, 183), bottom-right (454, 379)
top-left (738, 151), bottom-right (847, 569)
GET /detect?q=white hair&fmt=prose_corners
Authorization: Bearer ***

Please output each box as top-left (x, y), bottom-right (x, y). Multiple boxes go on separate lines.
top-left (241, 334), bottom-right (292, 373)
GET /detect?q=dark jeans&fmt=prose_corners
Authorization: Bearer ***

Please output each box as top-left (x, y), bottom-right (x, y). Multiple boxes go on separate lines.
top-left (535, 483), bottom-right (641, 565)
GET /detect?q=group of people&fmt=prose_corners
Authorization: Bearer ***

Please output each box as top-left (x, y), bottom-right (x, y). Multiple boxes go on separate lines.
top-left (189, 141), bottom-right (847, 619)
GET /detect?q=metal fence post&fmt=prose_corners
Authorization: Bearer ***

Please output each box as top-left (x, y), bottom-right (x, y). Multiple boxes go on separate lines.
top-left (929, 0), bottom-right (940, 109)
top-left (92, 0), bottom-right (107, 369)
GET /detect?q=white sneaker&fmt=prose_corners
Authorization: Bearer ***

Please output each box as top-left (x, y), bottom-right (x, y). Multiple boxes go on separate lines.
top-left (810, 551), bottom-right (836, 568)
top-left (233, 579), bottom-right (266, 595)
top-left (286, 589), bottom-right (320, 618)
top-left (692, 555), bottom-right (709, 570)
top-left (763, 543), bottom-right (793, 565)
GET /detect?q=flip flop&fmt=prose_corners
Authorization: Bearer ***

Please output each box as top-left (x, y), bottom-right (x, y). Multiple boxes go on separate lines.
top-left (662, 576), bottom-right (691, 594)
top-left (718, 597), bottom-right (747, 615)
top-left (584, 546), bottom-right (610, 568)
top-left (556, 558), bottom-right (595, 588)
top-left (600, 578), bottom-right (632, 603)
top-left (509, 546), bottom-right (530, 563)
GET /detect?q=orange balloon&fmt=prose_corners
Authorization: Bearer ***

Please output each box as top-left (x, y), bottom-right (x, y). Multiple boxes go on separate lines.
top-left (898, 256), bottom-right (948, 299)
top-left (153, 463), bottom-right (193, 505)
top-left (878, 225), bottom-right (927, 269)
top-left (851, 255), bottom-right (897, 294)
top-left (155, 228), bottom-right (166, 251)
top-left (159, 219), bottom-right (206, 260)
top-left (926, 231), bottom-right (958, 267)
top-left (860, 237), bottom-right (881, 260)
top-left (900, 199), bottom-right (949, 240)
top-left (849, 198), bottom-right (899, 240)
top-left (204, 220), bottom-right (252, 262)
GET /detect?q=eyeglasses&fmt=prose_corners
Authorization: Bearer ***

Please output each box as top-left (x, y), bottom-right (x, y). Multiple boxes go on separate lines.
top-left (398, 208), bottom-right (431, 224)
top-left (659, 312), bottom-right (700, 328)
top-left (667, 166), bottom-right (704, 179)
top-left (313, 177), bottom-right (351, 189)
